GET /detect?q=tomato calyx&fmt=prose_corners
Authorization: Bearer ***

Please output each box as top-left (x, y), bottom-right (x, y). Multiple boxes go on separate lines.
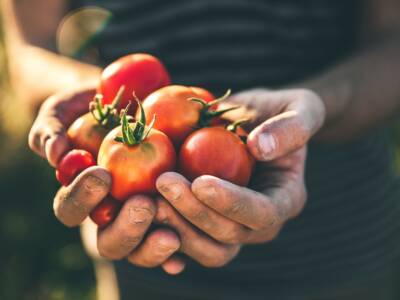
top-left (189, 89), bottom-right (240, 128)
top-left (115, 98), bottom-right (156, 146)
top-left (226, 119), bottom-right (249, 143)
top-left (90, 86), bottom-right (125, 129)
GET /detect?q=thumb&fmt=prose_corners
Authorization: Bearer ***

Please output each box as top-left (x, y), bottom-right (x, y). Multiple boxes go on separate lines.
top-left (246, 91), bottom-right (325, 161)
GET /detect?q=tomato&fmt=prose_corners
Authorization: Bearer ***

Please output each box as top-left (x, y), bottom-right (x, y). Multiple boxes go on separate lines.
top-left (189, 87), bottom-right (215, 103)
top-left (67, 113), bottom-right (109, 158)
top-left (98, 102), bottom-right (176, 201)
top-left (56, 149), bottom-right (96, 186)
top-left (98, 53), bottom-right (170, 110)
top-left (141, 85), bottom-right (231, 145)
top-left (90, 197), bottom-right (121, 228)
top-left (179, 127), bottom-right (254, 186)
top-left (67, 88), bottom-right (124, 158)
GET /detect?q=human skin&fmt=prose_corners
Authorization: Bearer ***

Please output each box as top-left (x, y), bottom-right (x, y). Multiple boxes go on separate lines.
top-left (4, 0), bottom-right (400, 274)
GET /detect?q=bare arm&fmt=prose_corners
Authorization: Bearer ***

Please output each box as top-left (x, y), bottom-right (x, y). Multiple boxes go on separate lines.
top-left (306, 0), bottom-right (400, 142)
top-left (2, 0), bottom-right (101, 109)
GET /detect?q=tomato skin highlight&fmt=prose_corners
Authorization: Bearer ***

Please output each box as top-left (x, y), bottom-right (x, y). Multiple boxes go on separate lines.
top-left (56, 149), bottom-right (96, 186)
top-left (90, 197), bottom-right (120, 228)
top-left (98, 53), bottom-right (170, 110)
top-left (189, 87), bottom-right (215, 103)
top-left (179, 127), bottom-right (254, 186)
top-left (98, 126), bottom-right (176, 201)
top-left (141, 85), bottom-right (214, 145)
top-left (67, 113), bottom-right (109, 158)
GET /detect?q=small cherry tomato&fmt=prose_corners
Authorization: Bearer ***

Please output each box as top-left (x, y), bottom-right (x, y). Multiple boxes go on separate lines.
top-left (141, 85), bottom-right (233, 145)
top-left (98, 53), bottom-right (170, 110)
top-left (56, 149), bottom-right (96, 186)
top-left (98, 102), bottom-right (176, 201)
top-left (179, 126), bottom-right (254, 186)
top-left (90, 197), bottom-right (121, 228)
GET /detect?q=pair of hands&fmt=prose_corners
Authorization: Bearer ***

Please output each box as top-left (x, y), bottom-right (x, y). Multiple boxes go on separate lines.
top-left (29, 86), bottom-right (325, 275)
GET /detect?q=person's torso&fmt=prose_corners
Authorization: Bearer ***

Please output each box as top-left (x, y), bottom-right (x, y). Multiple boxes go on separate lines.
top-left (75, 1), bottom-right (400, 299)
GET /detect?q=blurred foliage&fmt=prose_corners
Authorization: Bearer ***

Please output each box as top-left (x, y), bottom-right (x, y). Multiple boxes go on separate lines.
top-left (0, 150), bottom-right (96, 300)
top-left (0, 15), bottom-right (96, 300)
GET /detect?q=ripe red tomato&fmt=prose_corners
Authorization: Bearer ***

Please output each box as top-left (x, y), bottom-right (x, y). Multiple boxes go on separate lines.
top-left (179, 127), bottom-right (254, 186)
top-left (189, 86), bottom-right (215, 102)
top-left (68, 89), bottom-right (123, 158)
top-left (98, 53), bottom-right (170, 110)
top-left (90, 197), bottom-right (121, 228)
top-left (98, 103), bottom-right (176, 201)
top-left (56, 149), bottom-right (96, 186)
top-left (141, 85), bottom-right (229, 145)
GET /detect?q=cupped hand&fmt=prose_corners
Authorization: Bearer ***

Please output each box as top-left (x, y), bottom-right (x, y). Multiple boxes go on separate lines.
top-left (156, 88), bottom-right (325, 266)
top-left (28, 87), bottom-right (184, 275)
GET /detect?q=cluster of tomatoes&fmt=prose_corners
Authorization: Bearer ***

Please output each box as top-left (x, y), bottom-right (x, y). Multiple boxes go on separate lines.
top-left (55, 53), bottom-right (254, 227)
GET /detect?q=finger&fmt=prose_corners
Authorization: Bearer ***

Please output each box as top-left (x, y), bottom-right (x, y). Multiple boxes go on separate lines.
top-left (246, 90), bottom-right (325, 161)
top-left (54, 166), bottom-right (111, 227)
top-left (28, 88), bottom-right (96, 166)
top-left (161, 255), bottom-right (186, 275)
top-left (156, 172), bottom-right (249, 244)
top-left (97, 195), bottom-right (155, 260)
top-left (127, 228), bottom-right (180, 268)
top-left (45, 134), bottom-right (71, 167)
top-left (155, 197), bottom-right (240, 267)
top-left (192, 175), bottom-right (282, 231)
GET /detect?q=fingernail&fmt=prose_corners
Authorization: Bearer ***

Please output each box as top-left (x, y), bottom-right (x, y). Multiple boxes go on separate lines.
top-left (128, 206), bottom-right (153, 225)
top-left (84, 175), bottom-right (108, 193)
top-left (159, 184), bottom-right (181, 201)
top-left (257, 133), bottom-right (276, 160)
top-left (197, 186), bottom-right (217, 203)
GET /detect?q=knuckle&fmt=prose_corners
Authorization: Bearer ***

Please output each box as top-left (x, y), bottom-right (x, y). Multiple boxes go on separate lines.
top-left (216, 225), bottom-right (244, 245)
top-left (190, 209), bottom-right (210, 225)
top-left (223, 199), bottom-right (247, 218)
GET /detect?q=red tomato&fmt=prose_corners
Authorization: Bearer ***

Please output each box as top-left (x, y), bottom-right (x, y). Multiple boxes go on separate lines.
top-left (67, 113), bottom-right (109, 158)
top-left (98, 53), bottom-right (170, 110)
top-left (189, 87), bottom-right (215, 102)
top-left (67, 89), bottom-right (123, 158)
top-left (98, 104), bottom-right (176, 201)
top-left (90, 197), bottom-right (121, 228)
top-left (141, 85), bottom-right (226, 145)
top-left (56, 149), bottom-right (96, 186)
top-left (179, 127), bottom-right (254, 186)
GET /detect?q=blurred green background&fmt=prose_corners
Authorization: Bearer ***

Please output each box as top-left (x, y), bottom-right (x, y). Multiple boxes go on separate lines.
top-left (0, 26), bottom-right (95, 300)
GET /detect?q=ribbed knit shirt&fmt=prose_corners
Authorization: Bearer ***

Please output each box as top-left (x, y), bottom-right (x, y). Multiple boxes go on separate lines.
top-left (76, 1), bottom-right (400, 299)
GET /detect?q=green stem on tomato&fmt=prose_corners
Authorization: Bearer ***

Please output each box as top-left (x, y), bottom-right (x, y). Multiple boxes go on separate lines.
top-left (114, 98), bottom-right (155, 146)
top-left (90, 86), bottom-right (125, 129)
top-left (189, 89), bottom-right (240, 128)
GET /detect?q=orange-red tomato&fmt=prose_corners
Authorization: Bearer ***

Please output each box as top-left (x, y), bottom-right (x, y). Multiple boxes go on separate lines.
top-left (90, 197), bottom-right (121, 228)
top-left (141, 85), bottom-right (215, 145)
top-left (98, 53), bottom-right (170, 110)
top-left (56, 149), bottom-right (96, 186)
top-left (67, 113), bottom-right (109, 158)
top-left (98, 126), bottom-right (176, 201)
top-left (189, 86), bottom-right (215, 102)
top-left (179, 127), bottom-right (254, 186)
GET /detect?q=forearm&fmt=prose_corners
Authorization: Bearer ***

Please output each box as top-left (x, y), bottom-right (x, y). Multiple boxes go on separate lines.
top-left (304, 33), bottom-right (400, 142)
top-left (8, 43), bottom-right (101, 108)
top-left (2, 0), bottom-right (101, 110)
